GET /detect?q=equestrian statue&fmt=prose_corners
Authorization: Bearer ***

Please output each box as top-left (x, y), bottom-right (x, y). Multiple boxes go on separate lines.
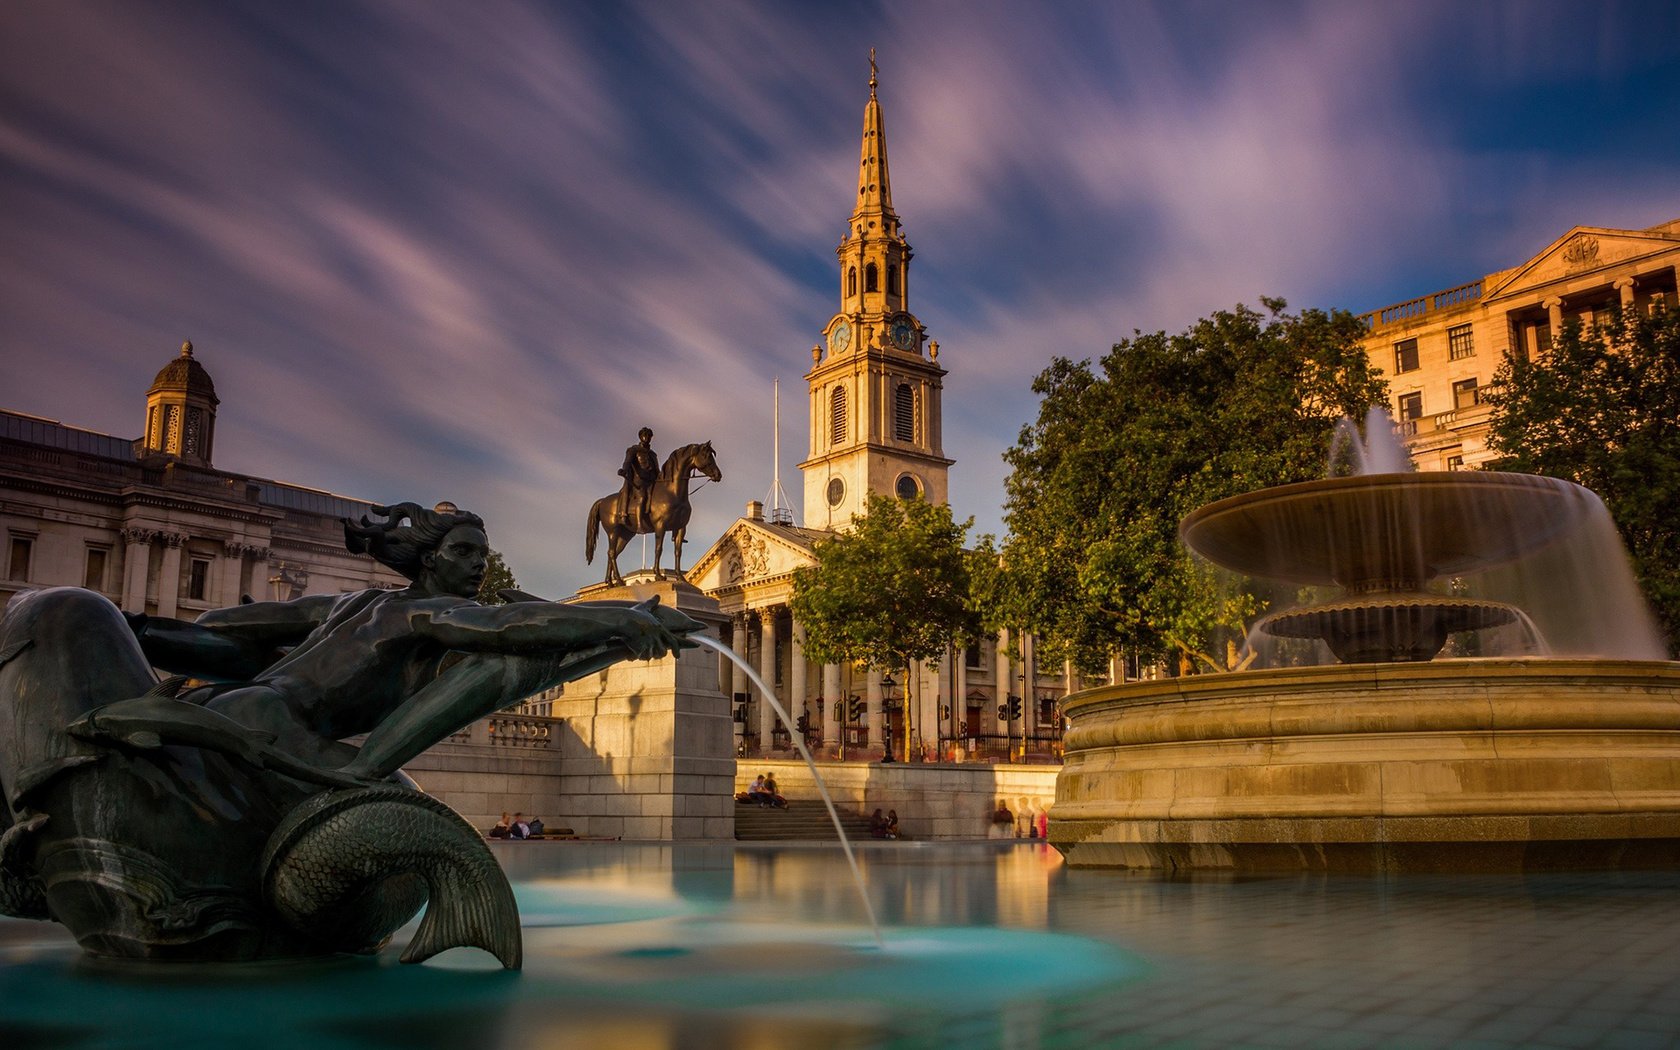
top-left (586, 429), bottom-right (721, 586)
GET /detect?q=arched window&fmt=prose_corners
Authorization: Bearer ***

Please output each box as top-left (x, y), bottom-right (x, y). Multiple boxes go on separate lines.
top-left (894, 383), bottom-right (915, 442)
top-left (847, 267), bottom-right (857, 297)
top-left (830, 385), bottom-right (847, 446)
top-left (887, 265), bottom-right (899, 296)
top-left (865, 263), bottom-right (878, 293)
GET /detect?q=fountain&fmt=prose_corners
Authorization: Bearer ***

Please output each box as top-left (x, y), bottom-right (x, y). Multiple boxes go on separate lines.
top-left (1052, 412), bottom-right (1680, 872)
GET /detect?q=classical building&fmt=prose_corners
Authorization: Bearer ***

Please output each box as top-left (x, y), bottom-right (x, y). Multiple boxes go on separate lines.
top-left (689, 60), bottom-right (1072, 764)
top-left (1360, 217), bottom-right (1680, 470)
top-left (1, 341), bottom-right (404, 618)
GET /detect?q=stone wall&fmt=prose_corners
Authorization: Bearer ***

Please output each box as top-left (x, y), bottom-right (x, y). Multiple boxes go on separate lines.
top-left (398, 713), bottom-right (569, 834)
top-left (738, 759), bottom-right (1059, 840)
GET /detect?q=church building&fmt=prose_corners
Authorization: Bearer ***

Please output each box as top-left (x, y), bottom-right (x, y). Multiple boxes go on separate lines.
top-left (689, 59), bottom-right (1071, 763)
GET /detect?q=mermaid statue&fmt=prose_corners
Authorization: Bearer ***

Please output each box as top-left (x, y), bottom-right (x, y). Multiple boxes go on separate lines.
top-left (0, 501), bottom-right (702, 970)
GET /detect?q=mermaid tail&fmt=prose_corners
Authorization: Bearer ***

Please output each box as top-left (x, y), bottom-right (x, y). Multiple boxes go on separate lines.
top-left (262, 785), bottom-right (521, 968)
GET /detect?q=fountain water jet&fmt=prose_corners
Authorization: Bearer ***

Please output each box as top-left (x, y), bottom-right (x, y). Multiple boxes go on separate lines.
top-left (692, 634), bottom-right (882, 945)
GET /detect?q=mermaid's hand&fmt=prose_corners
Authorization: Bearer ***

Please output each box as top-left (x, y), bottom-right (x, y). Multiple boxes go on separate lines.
top-left (614, 598), bottom-right (702, 660)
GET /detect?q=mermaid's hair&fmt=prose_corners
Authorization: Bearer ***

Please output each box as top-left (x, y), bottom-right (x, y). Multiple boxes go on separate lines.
top-left (343, 502), bottom-right (485, 581)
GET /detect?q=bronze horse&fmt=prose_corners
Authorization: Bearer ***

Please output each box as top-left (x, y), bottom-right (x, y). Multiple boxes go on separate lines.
top-left (586, 441), bottom-right (721, 586)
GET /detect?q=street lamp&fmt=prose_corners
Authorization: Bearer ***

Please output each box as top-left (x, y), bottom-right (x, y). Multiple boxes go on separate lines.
top-left (880, 673), bottom-right (897, 762)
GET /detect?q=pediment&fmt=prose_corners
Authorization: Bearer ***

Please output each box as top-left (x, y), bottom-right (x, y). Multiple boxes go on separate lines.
top-left (689, 519), bottom-right (821, 592)
top-left (1486, 225), bottom-right (1680, 299)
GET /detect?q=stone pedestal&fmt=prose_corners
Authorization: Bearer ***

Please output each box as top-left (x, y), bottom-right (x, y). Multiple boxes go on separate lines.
top-left (548, 576), bottom-right (736, 840)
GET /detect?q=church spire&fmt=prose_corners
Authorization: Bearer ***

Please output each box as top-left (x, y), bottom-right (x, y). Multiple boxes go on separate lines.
top-left (852, 47), bottom-right (897, 234)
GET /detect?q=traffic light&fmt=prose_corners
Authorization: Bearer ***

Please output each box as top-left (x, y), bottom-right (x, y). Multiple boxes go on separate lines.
top-left (938, 704), bottom-right (951, 720)
top-left (996, 703), bottom-right (1008, 723)
top-left (1009, 696), bottom-right (1022, 720)
top-left (849, 697), bottom-right (864, 721)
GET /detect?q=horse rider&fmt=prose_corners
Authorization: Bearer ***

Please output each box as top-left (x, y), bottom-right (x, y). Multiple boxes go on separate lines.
top-left (619, 427), bottom-right (659, 531)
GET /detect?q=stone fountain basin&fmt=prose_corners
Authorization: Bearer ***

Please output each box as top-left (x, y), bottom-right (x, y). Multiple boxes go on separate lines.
top-left (1050, 659), bottom-right (1680, 872)
top-left (1179, 472), bottom-right (1591, 589)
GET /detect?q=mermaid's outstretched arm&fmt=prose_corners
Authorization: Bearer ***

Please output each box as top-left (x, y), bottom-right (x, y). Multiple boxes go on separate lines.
top-left (412, 596), bottom-right (695, 659)
top-left (340, 600), bottom-right (705, 780)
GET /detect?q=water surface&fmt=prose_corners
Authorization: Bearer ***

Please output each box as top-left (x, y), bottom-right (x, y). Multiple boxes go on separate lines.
top-left (4, 842), bottom-right (1679, 1048)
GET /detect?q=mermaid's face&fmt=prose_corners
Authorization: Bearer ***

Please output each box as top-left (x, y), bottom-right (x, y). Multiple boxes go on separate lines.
top-left (422, 525), bottom-right (488, 598)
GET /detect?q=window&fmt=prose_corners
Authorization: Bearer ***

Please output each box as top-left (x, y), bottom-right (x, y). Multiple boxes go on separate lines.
top-left (847, 267), bottom-right (857, 298)
top-left (965, 643), bottom-right (983, 669)
top-left (7, 535), bottom-right (33, 581)
top-left (184, 408), bottom-right (204, 455)
top-left (1448, 324), bottom-right (1474, 360)
top-left (1396, 392), bottom-right (1423, 434)
top-left (865, 263), bottom-right (878, 293)
top-left (1447, 455), bottom-right (1464, 471)
top-left (1394, 338), bottom-right (1419, 373)
top-left (829, 386), bottom-right (847, 446)
top-left (1452, 378), bottom-right (1479, 410)
top-left (895, 474), bottom-right (921, 500)
top-left (894, 383), bottom-right (915, 442)
top-left (188, 557), bottom-right (211, 601)
top-left (887, 265), bottom-right (899, 296)
top-left (84, 547), bottom-right (109, 591)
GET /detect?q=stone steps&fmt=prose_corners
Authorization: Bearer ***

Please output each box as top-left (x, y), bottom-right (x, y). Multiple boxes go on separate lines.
top-left (734, 803), bottom-right (878, 841)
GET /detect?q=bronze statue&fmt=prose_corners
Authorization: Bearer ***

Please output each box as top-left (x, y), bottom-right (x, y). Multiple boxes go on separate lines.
top-left (588, 440), bottom-right (721, 586)
top-left (619, 427), bottom-right (660, 531)
top-left (0, 501), bottom-right (704, 969)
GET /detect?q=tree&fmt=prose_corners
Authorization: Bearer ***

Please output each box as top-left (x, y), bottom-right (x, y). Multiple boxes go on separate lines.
top-left (475, 548), bottom-right (519, 605)
top-left (790, 492), bottom-right (979, 758)
top-left (1000, 300), bottom-right (1388, 674)
top-left (1484, 306), bottom-right (1680, 652)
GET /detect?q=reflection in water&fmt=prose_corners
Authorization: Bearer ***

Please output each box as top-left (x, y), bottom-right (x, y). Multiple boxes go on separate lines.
top-left (6, 843), bottom-right (1680, 1049)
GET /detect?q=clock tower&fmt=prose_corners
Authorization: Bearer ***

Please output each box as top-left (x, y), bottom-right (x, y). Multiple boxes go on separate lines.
top-left (801, 53), bottom-right (951, 529)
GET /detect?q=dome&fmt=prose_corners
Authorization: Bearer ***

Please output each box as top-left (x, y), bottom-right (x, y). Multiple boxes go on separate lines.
top-left (147, 340), bottom-right (219, 404)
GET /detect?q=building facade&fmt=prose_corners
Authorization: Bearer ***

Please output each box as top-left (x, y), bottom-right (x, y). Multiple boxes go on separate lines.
top-left (1, 341), bottom-right (404, 619)
top-left (691, 61), bottom-right (1072, 764)
top-left (1360, 217), bottom-right (1680, 470)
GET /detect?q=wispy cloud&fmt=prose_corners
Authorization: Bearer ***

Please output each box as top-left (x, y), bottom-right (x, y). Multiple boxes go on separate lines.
top-left (3, 1), bottom-right (1676, 592)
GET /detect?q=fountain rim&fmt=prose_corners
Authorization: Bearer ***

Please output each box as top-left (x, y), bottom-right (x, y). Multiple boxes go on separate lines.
top-left (1178, 469), bottom-right (1589, 584)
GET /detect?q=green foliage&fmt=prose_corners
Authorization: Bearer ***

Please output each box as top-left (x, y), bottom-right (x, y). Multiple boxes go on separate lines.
top-left (790, 492), bottom-right (979, 673)
top-left (999, 300), bottom-right (1388, 673)
top-left (1485, 306), bottom-right (1680, 651)
top-left (475, 548), bottom-right (519, 605)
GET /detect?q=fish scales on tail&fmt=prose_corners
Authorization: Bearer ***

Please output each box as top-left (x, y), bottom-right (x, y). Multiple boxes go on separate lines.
top-left (261, 784), bottom-right (522, 969)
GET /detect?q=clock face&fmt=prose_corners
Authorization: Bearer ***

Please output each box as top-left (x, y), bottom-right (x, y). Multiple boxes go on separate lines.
top-left (892, 321), bottom-right (915, 350)
top-left (827, 477), bottom-right (845, 506)
top-left (830, 321), bottom-right (852, 353)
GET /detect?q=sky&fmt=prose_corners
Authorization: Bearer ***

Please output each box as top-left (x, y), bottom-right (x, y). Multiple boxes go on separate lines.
top-left (3, 1), bottom-right (1678, 598)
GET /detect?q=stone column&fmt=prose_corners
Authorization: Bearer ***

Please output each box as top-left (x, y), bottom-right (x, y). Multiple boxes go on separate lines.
top-left (1616, 277), bottom-right (1636, 310)
top-left (866, 668), bottom-right (883, 749)
top-left (120, 528), bottom-right (153, 613)
top-left (821, 663), bottom-right (840, 747)
top-left (1544, 297), bottom-right (1564, 351)
top-left (954, 651), bottom-right (968, 746)
top-left (758, 609), bottom-right (777, 751)
top-left (730, 614), bottom-right (748, 748)
top-left (790, 619), bottom-right (808, 735)
top-left (156, 532), bottom-right (186, 618)
top-left (220, 543), bottom-right (249, 608)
